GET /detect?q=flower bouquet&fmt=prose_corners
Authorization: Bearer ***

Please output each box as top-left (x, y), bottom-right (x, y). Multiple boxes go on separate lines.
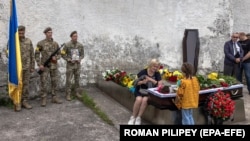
top-left (205, 90), bottom-right (235, 124)
top-left (159, 68), bottom-right (183, 83)
top-left (196, 72), bottom-right (237, 90)
top-left (102, 68), bottom-right (135, 90)
top-left (102, 69), bottom-right (121, 81)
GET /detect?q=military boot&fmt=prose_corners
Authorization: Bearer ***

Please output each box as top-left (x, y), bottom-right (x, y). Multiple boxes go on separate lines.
top-left (22, 100), bottom-right (32, 109)
top-left (41, 97), bottom-right (47, 107)
top-left (15, 104), bottom-right (21, 112)
top-left (66, 94), bottom-right (71, 101)
top-left (75, 92), bottom-right (82, 99)
top-left (52, 96), bottom-right (62, 104)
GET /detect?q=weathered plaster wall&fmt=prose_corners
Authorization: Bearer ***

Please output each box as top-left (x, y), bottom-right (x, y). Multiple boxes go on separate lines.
top-left (232, 0), bottom-right (250, 32)
top-left (0, 0), bottom-right (249, 88)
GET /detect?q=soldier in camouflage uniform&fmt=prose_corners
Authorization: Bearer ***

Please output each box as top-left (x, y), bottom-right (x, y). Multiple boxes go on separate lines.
top-left (15, 25), bottom-right (35, 111)
top-left (35, 27), bottom-right (62, 106)
top-left (61, 31), bottom-right (84, 101)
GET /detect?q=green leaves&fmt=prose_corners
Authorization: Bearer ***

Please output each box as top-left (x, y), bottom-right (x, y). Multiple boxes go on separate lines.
top-left (196, 74), bottom-right (237, 89)
top-left (217, 75), bottom-right (238, 85)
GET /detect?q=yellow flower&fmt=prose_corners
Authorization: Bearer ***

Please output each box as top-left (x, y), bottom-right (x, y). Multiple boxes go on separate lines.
top-left (165, 71), bottom-right (172, 78)
top-left (127, 80), bottom-right (134, 88)
top-left (121, 76), bottom-right (132, 86)
top-left (208, 72), bottom-right (218, 80)
top-left (172, 70), bottom-right (183, 80)
top-left (173, 70), bottom-right (182, 76)
top-left (159, 69), bottom-right (163, 74)
top-left (163, 68), bottom-right (168, 73)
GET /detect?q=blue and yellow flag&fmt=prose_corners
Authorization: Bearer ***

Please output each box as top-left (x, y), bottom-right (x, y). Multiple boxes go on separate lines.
top-left (8, 0), bottom-right (22, 106)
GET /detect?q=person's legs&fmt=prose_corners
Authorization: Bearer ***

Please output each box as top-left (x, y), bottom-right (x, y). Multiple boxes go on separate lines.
top-left (40, 68), bottom-right (49, 107)
top-left (189, 109), bottom-right (195, 125)
top-left (75, 66), bottom-right (80, 89)
top-left (237, 64), bottom-right (244, 82)
top-left (137, 96), bottom-right (148, 117)
top-left (134, 96), bottom-right (149, 125)
top-left (66, 67), bottom-right (73, 100)
top-left (181, 109), bottom-right (193, 125)
top-left (243, 63), bottom-right (250, 93)
top-left (132, 96), bottom-right (143, 117)
top-left (51, 69), bottom-right (62, 104)
top-left (128, 96), bottom-right (142, 125)
top-left (22, 70), bottom-right (29, 102)
top-left (74, 67), bottom-right (82, 98)
top-left (223, 64), bottom-right (233, 76)
top-left (22, 70), bottom-right (32, 109)
top-left (234, 64), bottom-right (241, 81)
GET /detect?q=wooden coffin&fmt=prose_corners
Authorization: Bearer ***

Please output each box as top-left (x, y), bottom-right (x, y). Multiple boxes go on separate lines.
top-left (182, 29), bottom-right (200, 74)
top-left (147, 84), bottom-right (244, 110)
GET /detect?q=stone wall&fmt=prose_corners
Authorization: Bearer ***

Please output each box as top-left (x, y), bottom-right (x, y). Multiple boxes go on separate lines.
top-left (0, 52), bottom-right (40, 99)
top-left (1, 0), bottom-right (250, 95)
top-left (0, 53), bottom-right (8, 97)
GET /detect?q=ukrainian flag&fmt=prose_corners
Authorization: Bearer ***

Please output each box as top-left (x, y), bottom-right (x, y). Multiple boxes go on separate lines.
top-left (8, 0), bottom-right (23, 107)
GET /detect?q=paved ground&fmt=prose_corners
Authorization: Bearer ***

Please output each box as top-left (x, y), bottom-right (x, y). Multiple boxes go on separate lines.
top-left (0, 85), bottom-right (249, 141)
top-left (0, 87), bottom-right (121, 141)
top-left (231, 85), bottom-right (250, 125)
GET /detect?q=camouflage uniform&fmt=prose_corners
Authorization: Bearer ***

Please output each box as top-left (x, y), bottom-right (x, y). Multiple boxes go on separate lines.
top-left (61, 41), bottom-right (84, 99)
top-left (20, 38), bottom-right (35, 103)
top-left (5, 29), bottom-right (35, 110)
top-left (35, 38), bottom-right (61, 102)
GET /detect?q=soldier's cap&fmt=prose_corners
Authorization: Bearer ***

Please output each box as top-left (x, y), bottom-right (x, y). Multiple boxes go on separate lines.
top-left (70, 31), bottom-right (77, 37)
top-left (18, 25), bottom-right (25, 31)
top-left (43, 27), bottom-right (52, 33)
top-left (246, 33), bottom-right (250, 36)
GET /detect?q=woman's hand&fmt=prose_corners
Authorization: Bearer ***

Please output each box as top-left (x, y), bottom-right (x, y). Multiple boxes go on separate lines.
top-left (145, 76), bottom-right (155, 83)
top-left (141, 78), bottom-right (148, 84)
top-left (145, 76), bottom-right (159, 85)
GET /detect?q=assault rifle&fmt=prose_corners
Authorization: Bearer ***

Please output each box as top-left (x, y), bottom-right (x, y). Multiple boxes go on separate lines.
top-left (37, 43), bottom-right (65, 74)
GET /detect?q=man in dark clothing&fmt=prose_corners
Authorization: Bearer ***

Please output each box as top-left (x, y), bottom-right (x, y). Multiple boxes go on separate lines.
top-left (246, 33), bottom-right (250, 40)
top-left (223, 32), bottom-right (244, 79)
top-left (239, 32), bottom-right (250, 94)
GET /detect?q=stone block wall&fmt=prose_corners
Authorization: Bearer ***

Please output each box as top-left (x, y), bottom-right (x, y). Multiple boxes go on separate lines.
top-left (96, 78), bottom-right (246, 124)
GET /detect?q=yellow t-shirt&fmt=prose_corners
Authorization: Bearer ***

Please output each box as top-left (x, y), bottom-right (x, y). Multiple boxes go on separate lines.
top-left (177, 77), bottom-right (200, 109)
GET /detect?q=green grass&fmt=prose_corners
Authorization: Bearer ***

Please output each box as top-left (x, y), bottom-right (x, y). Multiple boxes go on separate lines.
top-left (0, 97), bottom-right (14, 108)
top-left (78, 92), bottom-right (114, 126)
top-left (0, 87), bottom-right (13, 108)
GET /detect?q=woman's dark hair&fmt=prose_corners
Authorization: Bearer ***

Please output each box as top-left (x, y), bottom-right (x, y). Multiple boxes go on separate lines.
top-left (181, 62), bottom-right (194, 78)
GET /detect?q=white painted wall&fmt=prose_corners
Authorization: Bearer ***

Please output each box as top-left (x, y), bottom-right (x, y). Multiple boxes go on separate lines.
top-left (0, 0), bottom-right (249, 86)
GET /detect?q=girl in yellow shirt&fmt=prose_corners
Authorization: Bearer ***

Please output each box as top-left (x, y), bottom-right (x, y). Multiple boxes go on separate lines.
top-left (176, 62), bottom-right (200, 125)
